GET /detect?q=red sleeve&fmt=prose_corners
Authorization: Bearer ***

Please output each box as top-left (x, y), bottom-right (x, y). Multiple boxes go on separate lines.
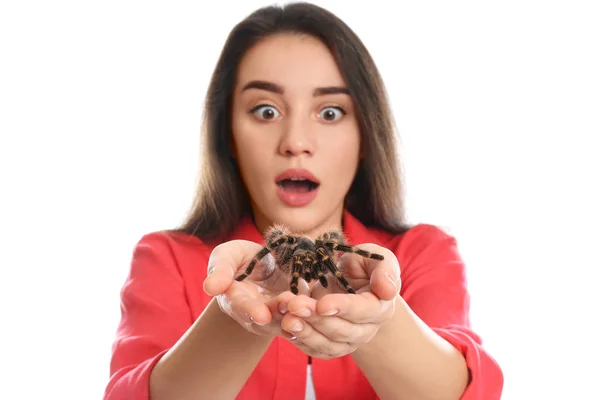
top-left (397, 224), bottom-right (504, 399)
top-left (103, 233), bottom-right (193, 400)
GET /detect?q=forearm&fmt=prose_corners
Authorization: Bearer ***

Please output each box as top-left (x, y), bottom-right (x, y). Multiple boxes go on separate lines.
top-left (352, 295), bottom-right (469, 400)
top-left (149, 297), bottom-right (273, 400)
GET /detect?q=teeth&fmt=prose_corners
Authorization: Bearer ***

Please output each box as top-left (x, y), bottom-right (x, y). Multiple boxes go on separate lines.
top-left (277, 177), bottom-right (318, 185)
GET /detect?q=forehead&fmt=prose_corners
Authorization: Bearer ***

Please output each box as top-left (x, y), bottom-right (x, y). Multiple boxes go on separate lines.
top-left (235, 33), bottom-right (346, 90)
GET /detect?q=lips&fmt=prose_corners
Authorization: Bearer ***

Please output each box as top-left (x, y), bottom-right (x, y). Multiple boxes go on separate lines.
top-left (274, 168), bottom-right (320, 207)
top-left (275, 168), bottom-right (320, 186)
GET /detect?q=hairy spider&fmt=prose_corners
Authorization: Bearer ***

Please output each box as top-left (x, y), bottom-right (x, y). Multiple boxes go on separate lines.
top-left (234, 224), bottom-right (384, 294)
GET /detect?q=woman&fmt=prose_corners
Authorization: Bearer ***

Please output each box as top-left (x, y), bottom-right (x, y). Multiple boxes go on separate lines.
top-left (103, 2), bottom-right (503, 399)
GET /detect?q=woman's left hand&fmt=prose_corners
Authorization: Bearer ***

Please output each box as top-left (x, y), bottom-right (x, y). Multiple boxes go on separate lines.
top-left (279, 243), bottom-right (401, 359)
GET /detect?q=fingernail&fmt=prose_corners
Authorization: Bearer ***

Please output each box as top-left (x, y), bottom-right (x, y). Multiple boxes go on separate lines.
top-left (249, 316), bottom-right (267, 326)
top-left (292, 308), bottom-right (311, 317)
top-left (279, 304), bottom-right (288, 314)
top-left (321, 308), bottom-right (338, 316)
top-left (289, 320), bottom-right (303, 332)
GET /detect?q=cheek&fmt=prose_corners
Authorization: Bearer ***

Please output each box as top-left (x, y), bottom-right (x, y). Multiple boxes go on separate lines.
top-left (232, 121), bottom-right (274, 182)
top-left (324, 134), bottom-right (360, 176)
top-left (235, 141), bottom-right (267, 177)
top-left (335, 153), bottom-right (360, 187)
top-left (233, 118), bottom-right (260, 158)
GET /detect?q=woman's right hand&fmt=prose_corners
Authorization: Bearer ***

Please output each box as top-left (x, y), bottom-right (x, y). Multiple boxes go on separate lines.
top-left (202, 240), bottom-right (307, 338)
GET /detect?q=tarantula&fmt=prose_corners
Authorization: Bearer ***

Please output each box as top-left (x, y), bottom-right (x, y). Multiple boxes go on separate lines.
top-left (234, 224), bottom-right (384, 294)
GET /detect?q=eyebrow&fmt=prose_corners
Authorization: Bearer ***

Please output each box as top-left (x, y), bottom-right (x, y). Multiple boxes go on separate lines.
top-left (240, 80), bottom-right (350, 96)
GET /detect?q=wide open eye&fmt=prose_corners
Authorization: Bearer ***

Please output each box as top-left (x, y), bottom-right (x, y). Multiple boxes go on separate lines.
top-left (250, 105), bottom-right (280, 120)
top-left (318, 106), bottom-right (345, 122)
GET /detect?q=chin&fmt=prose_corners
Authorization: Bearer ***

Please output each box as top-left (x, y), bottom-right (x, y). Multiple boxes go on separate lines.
top-left (253, 194), bottom-right (341, 236)
top-left (271, 206), bottom-right (342, 237)
top-left (272, 208), bottom-right (318, 232)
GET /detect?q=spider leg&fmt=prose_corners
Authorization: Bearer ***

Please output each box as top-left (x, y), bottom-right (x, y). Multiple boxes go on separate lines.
top-left (300, 256), bottom-right (311, 282)
top-left (316, 247), bottom-right (355, 294)
top-left (235, 236), bottom-right (287, 281)
top-left (311, 254), bottom-right (328, 288)
top-left (322, 242), bottom-right (384, 260)
top-left (290, 254), bottom-right (303, 295)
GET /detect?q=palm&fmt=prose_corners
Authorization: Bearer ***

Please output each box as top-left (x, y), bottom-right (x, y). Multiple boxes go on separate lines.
top-left (309, 253), bottom-right (373, 298)
top-left (232, 264), bottom-right (291, 300)
top-left (226, 250), bottom-right (310, 304)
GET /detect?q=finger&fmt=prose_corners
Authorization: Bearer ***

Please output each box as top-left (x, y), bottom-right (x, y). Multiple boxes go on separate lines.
top-left (281, 313), bottom-right (352, 357)
top-left (227, 293), bottom-right (299, 338)
top-left (285, 294), bottom-right (374, 343)
top-left (338, 243), bottom-right (400, 300)
top-left (266, 291), bottom-right (296, 321)
top-left (226, 293), bottom-right (273, 326)
top-left (285, 294), bottom-right (317, 318)
top-left (203, 240), bottom-right (273, 296)
top-left (309, 316), bottom-right (377, 344)
top-left (368, 266), bottom-right (400, 301)
top-left (315, 292), bottom-right (395, 324)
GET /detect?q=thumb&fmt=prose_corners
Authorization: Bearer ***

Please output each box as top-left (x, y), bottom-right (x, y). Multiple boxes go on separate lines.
top-left (203, 240), bottom-right (266, 296)
top-left (369, 266), bottom-right (400, 301)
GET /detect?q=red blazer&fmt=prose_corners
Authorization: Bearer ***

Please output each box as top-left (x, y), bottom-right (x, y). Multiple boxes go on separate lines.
top-left (103, 210), bottom-right (503, 399)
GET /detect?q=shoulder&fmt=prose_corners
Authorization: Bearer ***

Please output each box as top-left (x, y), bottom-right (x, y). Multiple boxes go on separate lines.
top-left (134, 229), bottom-right (215, 257)
top-left (366, 222), bottom-right (455, 250)
top-left (344, 211), bottom-right (454, 253)
top-left (395, 223), bottom-right (457, 255)
top-left (124, 230), bottom-right (219, 317)
top-left (128, 230), bottom-right (218, 279)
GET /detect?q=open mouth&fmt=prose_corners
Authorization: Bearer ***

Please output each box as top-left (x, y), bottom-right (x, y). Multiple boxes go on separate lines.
top-left (276, 178), bottom-right (320, 193)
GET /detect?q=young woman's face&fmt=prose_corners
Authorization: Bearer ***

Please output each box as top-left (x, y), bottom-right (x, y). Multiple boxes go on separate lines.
top-left (231, 33), bottom-right (361, 238)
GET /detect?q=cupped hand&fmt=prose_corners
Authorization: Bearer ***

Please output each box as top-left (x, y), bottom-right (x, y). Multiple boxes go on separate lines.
top-left (279, 243), bottom-right (401, 359)
top-left (311, 242), bottom-right (400, 299)
top-left (202, 240), bottom-right (309, 338)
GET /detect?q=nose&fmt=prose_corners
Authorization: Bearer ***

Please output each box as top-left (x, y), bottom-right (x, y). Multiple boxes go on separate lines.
top-left (277, 116), bottom-right (315, 157)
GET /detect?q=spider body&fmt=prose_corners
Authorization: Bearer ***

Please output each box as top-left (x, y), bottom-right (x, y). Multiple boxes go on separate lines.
top-left (235, 224), bottom-right (384, 294)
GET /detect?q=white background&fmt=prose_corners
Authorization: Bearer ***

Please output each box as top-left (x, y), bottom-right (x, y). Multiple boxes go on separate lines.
top-left (1, 1), bottom-right (599, 399)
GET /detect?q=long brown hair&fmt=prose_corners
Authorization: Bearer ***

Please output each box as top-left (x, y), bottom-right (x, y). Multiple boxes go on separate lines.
top-left (175, 2), bottom-right (411, 242)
